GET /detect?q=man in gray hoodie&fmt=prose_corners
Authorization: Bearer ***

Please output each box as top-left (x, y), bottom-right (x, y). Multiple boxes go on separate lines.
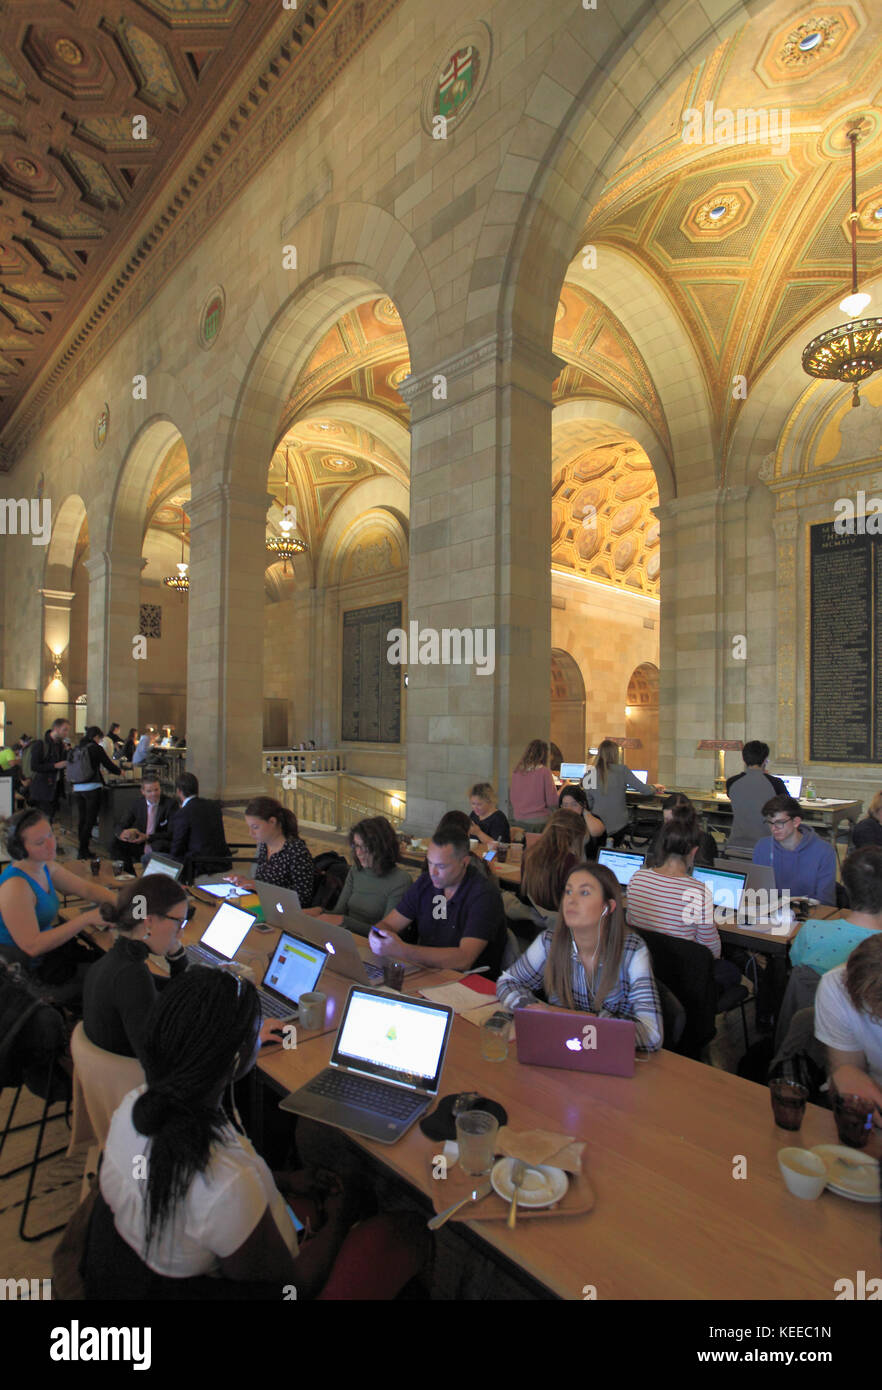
top-left (725, 740), bottom-right (787, 852)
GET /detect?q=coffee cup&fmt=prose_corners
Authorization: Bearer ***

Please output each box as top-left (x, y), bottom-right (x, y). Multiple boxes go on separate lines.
top-left (777, 1147), bottom-right (828, 1200)
top-left (298, 991), bottom-right (326, 1031)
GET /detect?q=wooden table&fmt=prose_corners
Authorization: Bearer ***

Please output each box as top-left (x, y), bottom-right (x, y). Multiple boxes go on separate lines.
top-left (629, 789), bottom-right (863, 840)
top-left (258, 1006), bottom-right (881, 1301)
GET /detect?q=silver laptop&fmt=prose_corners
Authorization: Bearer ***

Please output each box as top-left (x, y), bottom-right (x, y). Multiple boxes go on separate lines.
top-left (715, 857), bottom-right (775, 895)
top-left (195, 879), bottom-right (254, 901)
top-left (288, 907), bottom-right (417, 985)
top-left (692, 865), bottom-right (754, 924)
top-left (257, 931), bottom-right (328, 1023)
top-left (280, 985), bottom-right (453, 1143)
top-left (184, 900), bottom-right (255, 968)
top-left (142, 852), bottom-right (184, 882)
top-left (255, 881), bottom-right (302, 926)
top-left (598, 847), bottom-right (646, 888)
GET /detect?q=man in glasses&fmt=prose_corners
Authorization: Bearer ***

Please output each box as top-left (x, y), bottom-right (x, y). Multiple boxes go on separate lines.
top-left (752, 794), bottom-right (837, 906)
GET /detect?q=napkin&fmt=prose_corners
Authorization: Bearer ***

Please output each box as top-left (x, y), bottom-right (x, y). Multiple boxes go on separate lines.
top-left (496, 1125), bottom-right (585, 1174)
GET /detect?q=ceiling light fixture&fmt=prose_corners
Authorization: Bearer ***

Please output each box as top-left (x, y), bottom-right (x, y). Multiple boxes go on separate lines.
top-left (266, 447), bottom-right (307, 571)
top-left (802, 122), bottom-right (882, 407)
top-left (163, 505), bottom-right (190, 595)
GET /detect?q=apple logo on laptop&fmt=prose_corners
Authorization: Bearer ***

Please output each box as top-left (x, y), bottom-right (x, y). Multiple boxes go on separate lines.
top-left (275, 902), bottom-right (284, 913)
top-left (565, 1037), bottom-right (581, 1052)
top-left (325, 941), bottom-right (335, 955)
top-left (566, 1025), bottom-right (597, 1053)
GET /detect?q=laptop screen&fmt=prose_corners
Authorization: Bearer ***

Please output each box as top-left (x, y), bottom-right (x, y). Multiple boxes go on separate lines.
top-left (775, 774), bottom-right (803, 799)
top-left (597, 848), bottom-right (645, 887)
top-left (559, 762), bottom-right (587, 780)
top-left (142, 855), bottom-right (182, 880)
top-left (692, 866), bottom-right (746, 911)
top-left (332, 989), bottom-right (451, 1090)
top-left (632, 770), bottom-right (648, 784)
top-left (262, 933), bottom-right (326, 1003)
top-left (199, 901), bottom-right (254, 959)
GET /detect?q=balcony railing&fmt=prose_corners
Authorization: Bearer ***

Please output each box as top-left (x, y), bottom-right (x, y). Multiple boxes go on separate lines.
top-left (264, 747), bottom-right (347, 776)
top-left (264, 762), bottom-right (405, 832)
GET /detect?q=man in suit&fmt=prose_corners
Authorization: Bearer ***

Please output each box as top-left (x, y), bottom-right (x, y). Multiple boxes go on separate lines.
top-left (111, 770), bottom-right (175, 873)
top-left (169, 771), bottom-right (231, 882)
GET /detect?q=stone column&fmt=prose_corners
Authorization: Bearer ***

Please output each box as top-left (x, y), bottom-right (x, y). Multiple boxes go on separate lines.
top-left (186, 484), bottom-right (272, 800)
top-left (84, 554), bottom-right (143, 731)
top-left (399, 334), bottom-right (558, 829)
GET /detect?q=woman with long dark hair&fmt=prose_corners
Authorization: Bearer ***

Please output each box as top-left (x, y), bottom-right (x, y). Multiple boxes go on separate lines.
top-left (509, 740), bottom-right (558, 833)
top-left (496, 861), bottom-right (662, 1051)
top-left (85, 968), bottom-right (428, 1298)
top-left (305, 816), bottom-right (411, 937)
top-left (557, 783), bottom-right (605, 858)
top-left (226, 796), bottom-right (314, 905)
top-left (520, 809), bottom-right (587, 923)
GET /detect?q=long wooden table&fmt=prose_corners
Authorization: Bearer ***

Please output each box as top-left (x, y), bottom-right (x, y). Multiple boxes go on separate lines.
top-left (628, 788), bottom-right (863, 839)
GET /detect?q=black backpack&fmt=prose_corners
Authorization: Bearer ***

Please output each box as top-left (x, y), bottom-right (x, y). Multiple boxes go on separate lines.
top-left (310, 851), bottom-right (349, 910)
top-left (0, 961), bottom-right (69, 1101)
top-left (66, 742), bottom-right (94, 786)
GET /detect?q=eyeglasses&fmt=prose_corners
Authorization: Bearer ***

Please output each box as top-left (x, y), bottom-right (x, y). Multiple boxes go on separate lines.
top-left (764, 817), bottom-right (793, 827)
top-left (159, 912), bottom-right (190, 929)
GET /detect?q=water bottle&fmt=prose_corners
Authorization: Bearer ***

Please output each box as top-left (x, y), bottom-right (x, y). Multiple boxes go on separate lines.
top-left (805, 781), bottom-right (816, 800)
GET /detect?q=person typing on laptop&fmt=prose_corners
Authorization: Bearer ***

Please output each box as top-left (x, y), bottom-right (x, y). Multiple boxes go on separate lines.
top-left (752, 795), bottom-right (837, 906)
top-left (369, 824), bottom-right (505, 978)
top-left (496, 862), bottom-right (662, 1051)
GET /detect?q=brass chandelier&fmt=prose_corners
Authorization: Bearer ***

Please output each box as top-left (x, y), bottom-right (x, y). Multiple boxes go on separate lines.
top-left (162, 505), bottom-right (190, 595)
top-left (802, 122), bottom-right (882, 407)
top-left (266, 448), bottom-right (307, 572)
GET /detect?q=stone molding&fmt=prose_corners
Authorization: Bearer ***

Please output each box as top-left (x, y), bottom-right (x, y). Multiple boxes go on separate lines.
top-left (397, 334), bottom-right (565, 404)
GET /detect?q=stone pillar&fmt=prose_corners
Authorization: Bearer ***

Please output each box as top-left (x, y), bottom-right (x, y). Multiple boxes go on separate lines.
top-left (399, 334), bottom-right (558, 829)
top-left (39, 587), bottom-right (74, 723)
top-left (186, 484), bottom-right (271, 800)
top-left (84, 554), bottom-right (143, 731)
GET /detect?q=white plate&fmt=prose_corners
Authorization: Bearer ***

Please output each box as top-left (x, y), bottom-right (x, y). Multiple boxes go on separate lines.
top-left (491, 1158), bottom-right (568, 1209)
top-left (811, 1145), bottom-right (880, 1199)
top-left (826, 1186), bottom-right (879, 1204)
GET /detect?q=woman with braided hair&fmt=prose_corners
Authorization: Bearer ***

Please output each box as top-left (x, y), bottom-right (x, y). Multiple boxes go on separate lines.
top-left (84, 967), bottom-right (428, 1298)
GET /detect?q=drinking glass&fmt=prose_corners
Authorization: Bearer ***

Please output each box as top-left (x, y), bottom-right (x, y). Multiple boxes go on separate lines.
top-left (89, 858), bottom-right (101, 878)
top-left (832, 1092), bottom-right (874, 1149)
top-left (481, 1016), bottom-right (509, 1062)
top-left (769, 1079), bottom-right (807, 1131)
top-left (455, 1110), bottom-right (499, 1176)
top-left (382, 960), bottom-right (406, 991)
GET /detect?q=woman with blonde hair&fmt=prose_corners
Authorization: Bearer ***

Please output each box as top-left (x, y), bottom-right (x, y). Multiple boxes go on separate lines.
top-left (583, 738), bottom-right (654, 847)
top-left (496, 861), bottom-right (662, 1051)
top-left (467, 783), bottom-right (510, 848)
top-left (853, 791), bottom-right (882, 849)
top-left (509, 740), bottom-right (558, 833)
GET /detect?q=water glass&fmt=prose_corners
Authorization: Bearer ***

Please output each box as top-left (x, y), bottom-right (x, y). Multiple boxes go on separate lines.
top-left (455, 1109), bottom-right (499, 1176)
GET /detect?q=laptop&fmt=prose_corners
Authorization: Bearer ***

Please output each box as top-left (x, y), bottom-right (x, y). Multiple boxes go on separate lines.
top-left (514, 1008), bottom-right (636, 1077)
top-left (774, 774), bottom-right (803, 800)
top-left (714, 858), bottom-right (775, 895)
top-left (141, 852), bottom-right (183, 882)
top-left (255, 881), bottom-right (301, 926)
top-left (196, 879), bottom-right (254, 901)
top-left (184, 899), bottom-right (256, 968)
top-left (632, 770), bottom-right (649, 784)
top-left (692, 865), bottom-right (747, 922)
top-left (292, 908), bottom-right (419, 985)
top-left (598, 847), bottom-right (646, 888)
top-left (279, 985), bottom-right (453, 1143)
top-left (257, 931), bottom-right (328, 1022)
top-left (559, 762), bottom-right (587, 780)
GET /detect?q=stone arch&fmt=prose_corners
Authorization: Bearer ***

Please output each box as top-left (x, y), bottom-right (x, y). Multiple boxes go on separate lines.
top-left (43, 493), bottom-right (87, 591)
top-left (626, 660), bottom-right (660, 781)
top-left (316, 476), bottom-right (410, 590)
top-left (550, 647), bottom-right (586, 763)
top-left (109, 415), bottom-right (192, 557)
top-left (284, 398), bottom-right (411, 484)
top-left (552, 397), bottom-right (673, 506)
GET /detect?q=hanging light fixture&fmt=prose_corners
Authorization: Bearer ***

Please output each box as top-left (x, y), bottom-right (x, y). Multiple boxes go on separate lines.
top-left (802, 121), bottom-right (882, 407)
top-left (266, 448), bottom-right (307, 572)
top-left (163, 505), bottom-right (190, 596)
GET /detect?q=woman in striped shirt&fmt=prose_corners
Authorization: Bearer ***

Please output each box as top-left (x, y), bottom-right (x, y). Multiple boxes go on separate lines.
top-left (497, 862), bottom-right (663, 1051)
top-left (625, 813), bottom-right (741, 993)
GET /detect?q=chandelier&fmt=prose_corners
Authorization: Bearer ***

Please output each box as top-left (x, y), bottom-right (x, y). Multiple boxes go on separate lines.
top-left (266, 448), bottom-right (307, 572)
top-left (163, 505), bottom-right (189, 595)
top-left (802, 122), bottom-right (882, 407)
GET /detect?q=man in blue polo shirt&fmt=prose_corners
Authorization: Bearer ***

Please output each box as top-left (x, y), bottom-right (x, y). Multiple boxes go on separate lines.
top-left (369, 824), bottom-right (505, 978)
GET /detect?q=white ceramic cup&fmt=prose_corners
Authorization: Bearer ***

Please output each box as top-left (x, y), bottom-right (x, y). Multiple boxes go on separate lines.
top-left (777, 1147), bottom-right (828, 1200)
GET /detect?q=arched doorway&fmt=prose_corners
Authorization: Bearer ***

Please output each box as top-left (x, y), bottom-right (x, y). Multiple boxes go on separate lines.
top-left (550, 648), bottom-right (586, 762)
top-left (626, 662), bottom-right (659, 782)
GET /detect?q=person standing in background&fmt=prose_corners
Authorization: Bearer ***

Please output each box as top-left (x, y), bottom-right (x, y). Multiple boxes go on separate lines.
top-left (510, 740), bottom-right (558, 833)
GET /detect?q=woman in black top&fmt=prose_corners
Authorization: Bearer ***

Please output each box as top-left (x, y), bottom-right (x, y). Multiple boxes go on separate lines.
top-left (468, 783), bottom-right (511, 847)
top-left (853, 793), bottom-right (882, 849)
top-left (645, 793), bottom-right (717, 868)
top-left (71, 726), bottom-right (121, 859)
top-left (122, 728), bottom-right (137, 762)
top-left (227, 796), bottom-right (315, 906)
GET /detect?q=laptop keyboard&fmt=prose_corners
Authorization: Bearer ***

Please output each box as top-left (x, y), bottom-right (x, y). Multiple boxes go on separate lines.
top-left (306, 1069), bottom-right (423, 1119)
top-left (185, 945), bottom-right (220, 967)
top-left (361, 960), bottom-right (384, 983)
top-left (259, 991), bottom-right (294, 1019)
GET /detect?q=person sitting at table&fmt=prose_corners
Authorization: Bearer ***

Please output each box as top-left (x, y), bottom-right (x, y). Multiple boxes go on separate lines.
top-left (852, 792), bottom-right (882, 849)
top-left (583, 739), bottom-right (653, 847)
top-left (814, 932), bottom-right (882, 1124)
top-left (303, 816), bottom-right (411, 938)
top-left (169, 773), bottom-right (231, 882)
top-left (132, 728), bottom-right (157, 767)
top-left (645, 793), bottom-right (716, 869)
top-left (122, 728), bottom-right (137, 762)
top-left (0, 808), bottom-right (116, 1002)
top-left (496, 861), bottom-right (663, 1051)
top-left (752, 794), bottom-right (837, 906)
top-left (557, 784), bottom-right (605, 859)
top-left (369, 824), bottom-right (505, 977)
top-left (83, 967), bottom-right (428, 1299)
top-left (518, 810), bottom-right (590, 928)
top-left (467, 783), bottom-right (511, 848)
top-left (790, 847), bottom-right (882, 977)
top-left (225, 796), bottom-right (314, 905)
top-left (725, 740), bottom-right (787, 852)
top-left (110, 770), bottom-right (176, 873)
top-left (626, 813), bottom-right (742, 995)
top-left (509, 740), bottom-right (558, 833)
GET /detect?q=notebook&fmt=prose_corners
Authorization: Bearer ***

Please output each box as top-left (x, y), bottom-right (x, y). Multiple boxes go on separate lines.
top-left (141, 852), bottom-right (183, 882)
top-left (184, 900), bottom-right (255, 968)
top-left (257, 931), bottom-right (328, 1022)
top-left (597, 847), bottom-right (646, 888)
top-left (514, 1008), bottom-right (636, 1077)
top-left (280, 985), bottom-right (453, 1143)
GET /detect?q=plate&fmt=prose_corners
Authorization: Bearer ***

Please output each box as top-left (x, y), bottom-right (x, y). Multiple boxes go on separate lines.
top-left (811, 1145), bottom-right (880, 1200)
top-left (490, 1158), bottom-right (568, 1209)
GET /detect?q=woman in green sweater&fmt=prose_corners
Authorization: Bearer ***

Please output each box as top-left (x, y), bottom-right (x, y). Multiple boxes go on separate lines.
top-left (304, 816), bottom-right (412, 938)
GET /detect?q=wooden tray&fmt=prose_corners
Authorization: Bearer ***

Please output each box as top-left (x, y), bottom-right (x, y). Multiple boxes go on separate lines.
top-left (427, 1155), bottom-right (595, 1221)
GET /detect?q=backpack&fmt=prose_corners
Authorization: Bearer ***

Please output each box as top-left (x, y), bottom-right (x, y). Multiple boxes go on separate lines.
top-left (20, 739), bottom-right (38, 781)
top-left (66, 742), bottom-right (95, 785)
top-left (0, 961), bottom-right (69, 1101)
top-left (310, 851), bottom-right (349, 910)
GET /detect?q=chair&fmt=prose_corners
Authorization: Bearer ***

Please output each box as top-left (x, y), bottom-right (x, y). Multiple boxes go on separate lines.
top-left (633, 927), bottom-right (753, 1059)
top-left (500, 928), bottom-right (522, 973)
top-left (655, 978), bottom-right (686, 1050)
top-left (509, 827), bottom-right (526, 844)
top-left (69, 1023), bottom-right (145, 1150)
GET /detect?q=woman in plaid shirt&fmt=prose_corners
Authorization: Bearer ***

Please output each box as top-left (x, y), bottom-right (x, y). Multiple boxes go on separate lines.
top-left (497, 862), bottom-right (663, 1051)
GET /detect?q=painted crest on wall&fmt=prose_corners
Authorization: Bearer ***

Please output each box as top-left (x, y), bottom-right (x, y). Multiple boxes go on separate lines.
top-left (199, 285), bottom-right (225, 349)
top-left (94, 403), bottom-right (109, 449)
top-left (421, 25), bottom-right (491, 136)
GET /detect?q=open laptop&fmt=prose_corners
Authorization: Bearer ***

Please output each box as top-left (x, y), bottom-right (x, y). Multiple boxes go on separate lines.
top-left (774, 774), bottom-right (803, 800)
top-left (196, 879), bottom-right (254, 901)
top-left (184, 899), bottom-right (256, 968)
top-left (559, 762), bottom-right (587, 780)
top-left (255, 881), bottom-right (301, 926)
top-left (141, 852), bottom-right (183, 882)
top-left (692, 864), bottom-right (748, 923)
top-left (514, 1008), bottom-right (636, 1077)
top-left (714, 857), bottom-right (775, 895)
top-left (291, 908), bottom-right (419, 985)
top-left (257, 931), bottom-right (328, 1022)
top-left (632, 770), bottom-right (649, 784)
top-left (598, 847), bottom-right (646, 888)
top-left (280, 985), bottom-right (453, 1143)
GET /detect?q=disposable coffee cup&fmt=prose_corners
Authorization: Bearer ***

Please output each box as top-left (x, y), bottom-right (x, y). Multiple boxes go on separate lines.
top-left (299, 991), bottom-right (326, 1031)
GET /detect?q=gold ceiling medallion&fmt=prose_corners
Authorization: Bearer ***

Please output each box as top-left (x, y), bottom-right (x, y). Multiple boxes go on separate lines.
top-left (13, 158), bottom-right (38, 178)
top-left (802, 123), bottom-right (882, 407)
top-left (681, 184), bottom-right (756, 242)
top-left (323, 455), bottom-right (356, 472)
top-left (694, 193), bottom-right (741, 230)
top-left (373, 297), bottom-right (401, 325)
top-left (779, 16), bottom-right (844, 67)
top-left (54, 38), bottom-right (84, 66)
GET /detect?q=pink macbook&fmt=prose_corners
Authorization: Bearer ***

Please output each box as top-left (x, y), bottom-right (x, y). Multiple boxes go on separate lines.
top-left (514, 1008), bottom-right (636, 1077)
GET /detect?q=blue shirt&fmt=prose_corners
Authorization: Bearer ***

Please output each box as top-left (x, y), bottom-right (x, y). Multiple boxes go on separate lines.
top-left (393, 864), bottom-right (505, 978)
top-left (752, 826), bottom-right (837, 905)
top-left (0, 863), bottom-right (60, 960)
top-left (790, 917), bottom-right (880, 976)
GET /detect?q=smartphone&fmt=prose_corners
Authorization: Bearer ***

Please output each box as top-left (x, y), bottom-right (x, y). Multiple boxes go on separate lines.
top-left (483, 849), bottom-right (497, 862)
